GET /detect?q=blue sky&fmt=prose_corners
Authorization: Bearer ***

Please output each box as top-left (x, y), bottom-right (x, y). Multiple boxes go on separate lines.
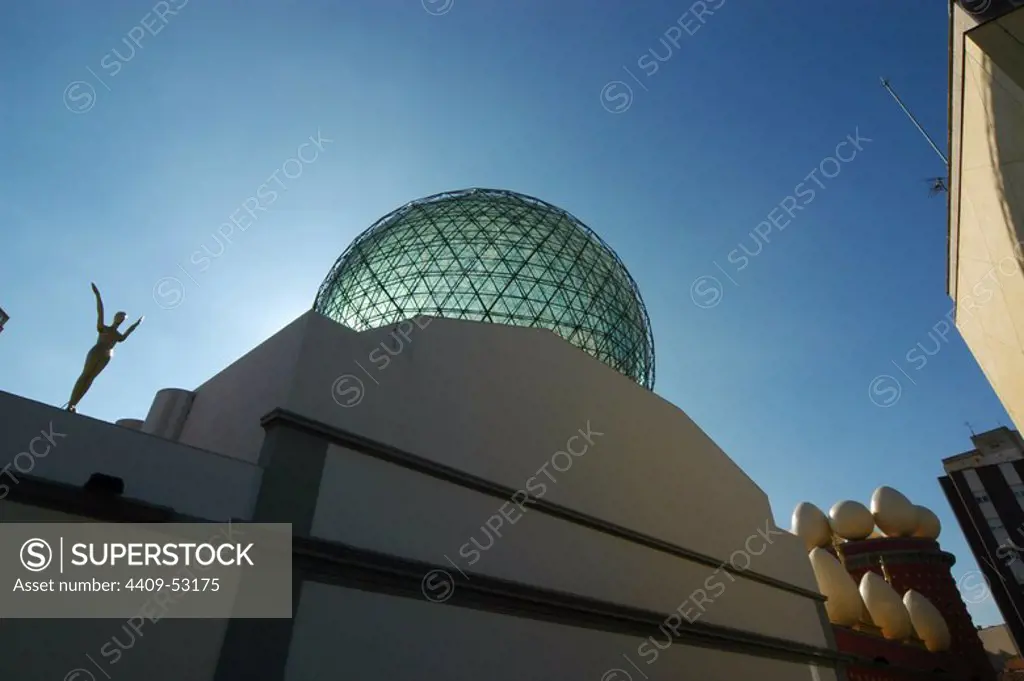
top-left (0, 1), bottom-right (1010, 625)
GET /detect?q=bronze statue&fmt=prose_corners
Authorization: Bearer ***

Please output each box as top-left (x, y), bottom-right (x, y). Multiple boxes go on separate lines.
top-left (66, 283), bottom-right (143, 413)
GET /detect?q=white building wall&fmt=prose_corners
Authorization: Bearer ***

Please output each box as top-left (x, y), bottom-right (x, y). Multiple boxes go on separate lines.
top-left (289, 313), bottom-right (815, 592)
top-left (945, 447), bottom-right (1024, 472)
top-left (0, 308), bottom-right (839, 677)
top-left (0, 502), bottom-right (229, 681)
top-left (154, 311), bottom-right (829, 655)
top-left (283, 582), bottom-right (837, 681)
top-left (312, 442), bottom-right (828, 647)
top-left (177, 312), bottom-right (327, 463)
top-left (0, 391), bottom-right (260, 521)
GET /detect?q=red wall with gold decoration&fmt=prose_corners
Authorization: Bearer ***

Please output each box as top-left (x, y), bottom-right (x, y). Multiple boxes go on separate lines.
top-left (828, 537), bottom-right (995, 681)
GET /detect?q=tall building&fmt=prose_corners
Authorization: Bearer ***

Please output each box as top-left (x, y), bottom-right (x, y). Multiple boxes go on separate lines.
top-left (947, 0), bottom-right (1024, 429)
top-left (0, 189), bottom-right (854, 680)
top-left (940, 427), bottom-right (1024, 654)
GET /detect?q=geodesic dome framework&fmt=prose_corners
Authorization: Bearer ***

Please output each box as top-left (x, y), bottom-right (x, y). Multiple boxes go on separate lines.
top-left (313, 188), bottom-right (656, 388)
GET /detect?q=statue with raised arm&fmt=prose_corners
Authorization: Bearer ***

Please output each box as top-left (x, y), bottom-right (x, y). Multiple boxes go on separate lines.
top-left (66, 283), bottom-right (143, 413)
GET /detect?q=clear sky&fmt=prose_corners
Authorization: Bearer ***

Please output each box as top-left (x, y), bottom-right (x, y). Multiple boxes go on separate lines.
top-left (1, 1), bottom-right (1011, 626)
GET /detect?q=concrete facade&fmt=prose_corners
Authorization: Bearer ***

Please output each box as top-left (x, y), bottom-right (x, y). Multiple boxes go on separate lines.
top-left (0, 312), bottom-right (860, 679)
top-left (948, 3), bottom-right (1024, 431)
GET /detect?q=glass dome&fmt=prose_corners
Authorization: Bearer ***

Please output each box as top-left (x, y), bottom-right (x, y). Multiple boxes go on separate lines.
top-left (313, 188), bottom-right (655, 388)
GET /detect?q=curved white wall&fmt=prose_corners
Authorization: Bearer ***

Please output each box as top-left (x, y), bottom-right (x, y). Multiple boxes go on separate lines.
top-left (143, 388), bottom-right (195, 440)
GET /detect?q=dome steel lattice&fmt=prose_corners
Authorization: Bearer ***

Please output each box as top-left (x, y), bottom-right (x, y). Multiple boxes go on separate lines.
top-left (314, 188), bottom-right (655, 388)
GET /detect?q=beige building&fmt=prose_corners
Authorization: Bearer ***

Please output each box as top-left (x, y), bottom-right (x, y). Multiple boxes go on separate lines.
top-left (948, 0), bottom-right (1024, 429)
top-left (979, 623), bottom-right (1021, 671)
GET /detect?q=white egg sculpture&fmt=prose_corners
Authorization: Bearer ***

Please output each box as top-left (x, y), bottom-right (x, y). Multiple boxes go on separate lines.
top-left (870, 487), bottom-right (918, 537)
top-left (792, 502), bottom-right (833, 551)
top-left (829, 500), bottom-right (875, 540)
top-left (860, 600), bottom-right (874, 626)
top-left (808, 548), bottom-right (863, 626)
top-left (913, 506), bottom-right (942, 540)
top-left (903, 590), bottom-right (951, 652)
top-left (860, 571), bottom-right (914, 640)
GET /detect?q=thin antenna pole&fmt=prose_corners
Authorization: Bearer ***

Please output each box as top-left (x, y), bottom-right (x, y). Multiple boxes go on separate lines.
top-left (880, 77), bottom-right (949, 167)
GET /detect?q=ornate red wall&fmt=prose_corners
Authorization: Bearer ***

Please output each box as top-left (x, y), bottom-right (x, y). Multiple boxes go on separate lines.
top-left (829, 537), bottom-right (996, 681)
top-left (835, 625), bottom-right (960, 680)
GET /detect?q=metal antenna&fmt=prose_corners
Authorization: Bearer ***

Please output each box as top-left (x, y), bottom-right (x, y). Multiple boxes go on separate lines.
top-left (880, 77), bottom-right (949, 167)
